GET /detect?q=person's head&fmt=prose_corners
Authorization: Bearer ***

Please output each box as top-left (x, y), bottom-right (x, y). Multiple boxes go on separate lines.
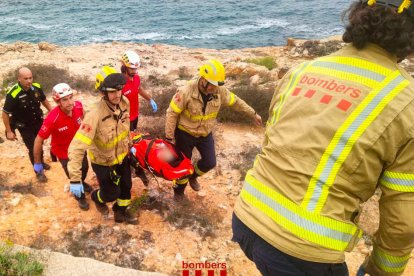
top-left (18, 67), bottom-right (33, 90)
top-left (343, 0), bottom-right (414, 60)
top-left (95, 66), bottom-right (126, 106)
top-left (120, 50), bottom-right (140, 78)
top-left (198, 59), bottom-right (226, 95)
top-left (52, 83), bottom-right (74, 113)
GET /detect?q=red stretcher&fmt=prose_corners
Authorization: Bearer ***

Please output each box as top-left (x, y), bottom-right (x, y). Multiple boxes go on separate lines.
top-left (129, 133), bottom-right (194, 181)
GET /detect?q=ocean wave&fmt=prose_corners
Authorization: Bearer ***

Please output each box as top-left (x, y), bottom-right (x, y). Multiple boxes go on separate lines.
top-left (3, 17), bottom-right (55, 31)
top-left (217, 18), bottom-right (291, 36)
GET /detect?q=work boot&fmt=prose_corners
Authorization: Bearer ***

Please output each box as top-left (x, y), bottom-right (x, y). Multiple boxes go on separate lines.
top-left (82, 182), bottom-right (93, 193)
top-left (42, 163), bottom-right (51, 170)
top-left (76, 196), bottom-right (89, 211)
top-left (173, 188), bottom-right (187, 202)
top-left (93, 201), bottom-right (109, 216)
top-left (36, 172), bottom-right (47, 183)
top-left (188, 174), bottom-right (201, 191)
top-left (135, 168), bottom-right (149, 186)
top-left (114, 209), bottom-right (138, 224)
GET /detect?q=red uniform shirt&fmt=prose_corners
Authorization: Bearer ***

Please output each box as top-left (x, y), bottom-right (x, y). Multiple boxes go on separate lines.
top-left (38, 101), bottom-right (83, 159)
top-left (122, 74), bottom-right (141, 121)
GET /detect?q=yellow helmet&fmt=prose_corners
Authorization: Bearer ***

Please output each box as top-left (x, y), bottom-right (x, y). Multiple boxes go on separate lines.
top-left (199, 59), bottom-right (225, 86)
top-left (364, 0), bottom-right (413, 14)
top-left (95, 66), bottom-right (117, 90)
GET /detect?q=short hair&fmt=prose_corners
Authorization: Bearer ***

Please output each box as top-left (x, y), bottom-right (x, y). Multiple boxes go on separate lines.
top-left (342, 1), bottom-right (414, 59)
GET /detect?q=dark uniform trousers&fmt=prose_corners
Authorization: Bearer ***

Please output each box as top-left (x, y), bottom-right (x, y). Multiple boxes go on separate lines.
top-left (16, 120), bottom-right (44, 165)
top-left (231, 213), bottom-right (349, 276)
top-left (173, 128), bottom-right (216, 193)
top-left (90, 157), bottom-right (132, 211)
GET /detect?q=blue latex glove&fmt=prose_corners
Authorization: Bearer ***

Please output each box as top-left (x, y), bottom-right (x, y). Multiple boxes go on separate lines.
top-left (34, 163), bottom-right (44, 174)
top-left (130, 147), bottom-right (137, 155)
top-left (356, 265), bottom-right (366, 276)
top-left (150, 99), bottom-right (158, 113)
top-left (70, 182), bottom-right (84, 198)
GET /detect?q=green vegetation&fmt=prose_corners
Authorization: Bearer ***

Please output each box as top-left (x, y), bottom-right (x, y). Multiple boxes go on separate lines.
top-left (0, 242), bottom-right (44, 276)
top-left (2, 63), bottom-right (94, 96)
top-left (245, 56), bottom-right (277, 70)
top-left (218, 83), bottom-right (274, 124)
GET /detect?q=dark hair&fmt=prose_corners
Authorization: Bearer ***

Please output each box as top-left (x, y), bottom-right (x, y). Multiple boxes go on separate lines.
top-left (121, 65), bottom-right (127, 74)
top-left (343, 1), bottom-right (414, 59)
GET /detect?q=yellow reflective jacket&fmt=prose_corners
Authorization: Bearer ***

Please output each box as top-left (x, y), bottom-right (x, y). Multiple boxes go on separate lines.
top-left (68, 97), bottom-right (130, 182)
top-left (234, 43), bottom-right (414, 275)
top-left (165, 78), bottom-right (256, 138)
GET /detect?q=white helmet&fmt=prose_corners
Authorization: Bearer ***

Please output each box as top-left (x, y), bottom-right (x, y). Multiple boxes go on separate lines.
top-left (121, 50), bottom-right (141, 69)
top-left (52, 83), bottom-right (73, 101)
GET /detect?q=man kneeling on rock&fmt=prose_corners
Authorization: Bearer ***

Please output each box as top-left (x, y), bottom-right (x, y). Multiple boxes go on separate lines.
top-left (68, 66), bottom-right (137, 224)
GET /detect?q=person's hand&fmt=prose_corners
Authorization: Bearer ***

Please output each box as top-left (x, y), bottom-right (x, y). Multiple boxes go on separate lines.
top-left (150, 99), bottom-right (158, 113)
top-left (34, 163), bottom-right (44, 174)
top-left (253, 113), bottom-right (263, 126)
top-left (5, 130), bottom-right (17, 141)
top-left (69, 182), bottom-right (84, 198)
top-left (130, 147), bottom-right (137, 155)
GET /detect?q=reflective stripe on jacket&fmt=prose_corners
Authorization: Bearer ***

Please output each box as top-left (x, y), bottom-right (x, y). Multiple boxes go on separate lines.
top-left (165, 77), bottom-right (256, 138)
top-left (68, 97), bottom-right (130, 182)
top-left (234, 44), bottom-right (414, 273)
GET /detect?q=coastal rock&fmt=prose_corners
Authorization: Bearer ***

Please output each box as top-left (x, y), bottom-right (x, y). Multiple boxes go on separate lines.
top-left (226, 62), bottom-right (270, 78)
top-left (38, 42), bottom-right (57, 52)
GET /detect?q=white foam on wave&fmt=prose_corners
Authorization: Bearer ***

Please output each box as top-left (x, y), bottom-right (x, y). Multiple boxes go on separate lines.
top-left (217, 18), bottom-right (291, 36)
top-left (3, 16), bottom-right (55, 31)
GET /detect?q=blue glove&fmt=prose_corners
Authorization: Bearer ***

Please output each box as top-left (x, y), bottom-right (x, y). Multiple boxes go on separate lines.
top-left (150, 99), bottom-right (158, 113)
top-left (356, 265), bottom-right (366, 276)
top-left (130, 147), bottom-right (137, 155)
top-left (34, 163), bottom-right (44, 174)
top-left (70, 182), bottom-right (84, 198)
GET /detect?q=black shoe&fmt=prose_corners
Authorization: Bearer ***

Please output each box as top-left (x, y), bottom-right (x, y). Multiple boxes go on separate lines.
top-left (93, 201), bottom-right (109, 215)
top-left (76, 197), bottom-right (89, 211)
top-left (114, 209), bottom-right (138, 224)
top-left (125, 209), bottom-right (138, 224)
top-left (82, 182), bottom-right (93, 193)
top-left (42, 163), bottom-right (51, 170)
top-left (36, 173), bottom-right (47, 183)
top-left (189, 175), bottom-right (200, 191)
top-left (114, 210), bottom-right (125, 223)
top-left (173, 189), bottom-right (187, 202)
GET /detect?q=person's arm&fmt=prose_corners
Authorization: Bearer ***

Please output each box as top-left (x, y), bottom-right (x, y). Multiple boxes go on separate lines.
top-left (33, 135), bottom-right (44, 164)
top-left (165, 89), bottom-right (185, 140)
top-left (220, 87), bottom-right (262, 126)
top-left (2, 93), bottom-right (17, 140)
top-left (41, 99), bottom-right (52, 112)
top-left (362, 136), bottom-right (414, 276)
top-left (139, 86), bottom-right (157, 112)
top-left (68, 107), bottom-right (98, 182)
top-left (2, 111), bottom-right (16, 140)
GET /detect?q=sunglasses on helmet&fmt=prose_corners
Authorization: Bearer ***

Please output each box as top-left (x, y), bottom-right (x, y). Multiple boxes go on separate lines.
top-left (104, 84), bottom-right (124, 92)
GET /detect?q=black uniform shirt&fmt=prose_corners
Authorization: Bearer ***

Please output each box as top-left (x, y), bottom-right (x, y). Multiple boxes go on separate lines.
top-left (3, 82), bottom-right (46, 125)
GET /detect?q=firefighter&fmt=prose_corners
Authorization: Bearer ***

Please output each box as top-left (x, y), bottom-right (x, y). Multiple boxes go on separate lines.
top-left (165, 59), bottom-right (262, 200)
top-left (120, 50), bottom-right (157, 186)
top-left (232, 1), bottom-right (414, 275)
top-left (33, 83), bottom-right (91, 210)
top-left (68, 66), bottom-right (137, 224)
